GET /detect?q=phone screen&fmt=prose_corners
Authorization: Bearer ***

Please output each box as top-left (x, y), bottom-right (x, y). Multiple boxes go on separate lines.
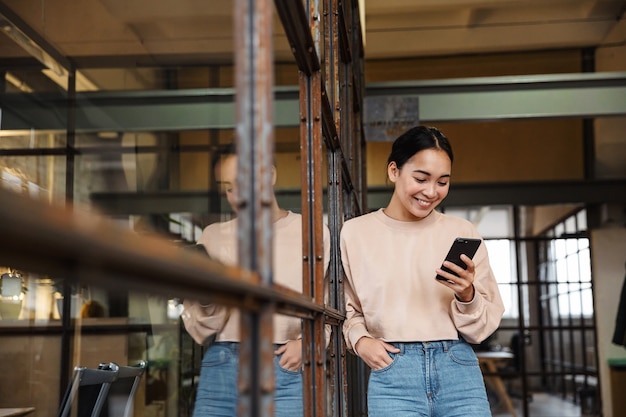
top-left (435, 237), bottom-right (482, 281)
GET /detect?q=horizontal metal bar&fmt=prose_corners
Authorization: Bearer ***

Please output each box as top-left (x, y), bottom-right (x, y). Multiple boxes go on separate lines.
top-left (90, 190), bottom-right (221, 215)
top-left (89, 190), bottom-right (305, 215)
top-left (0, 187), bottom-right (336, 320)
top-left (0, 87), bottom-right (299, 132)
top-left (366, 71), bottom-right (626, 93)
top-left (89, 179), bottom-right (626, 216)
top-left (369, 179), bottom-right (626, 208)
top-left (2, 72), bottom-right (626, 131)
top-left (365, 71), bottom-right (626, 122)
top-left (418, 86), bottom-right (626, 122)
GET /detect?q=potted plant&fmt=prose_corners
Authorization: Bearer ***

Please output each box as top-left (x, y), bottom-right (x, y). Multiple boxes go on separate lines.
top-left (52, 277), bottom-right (84, 319)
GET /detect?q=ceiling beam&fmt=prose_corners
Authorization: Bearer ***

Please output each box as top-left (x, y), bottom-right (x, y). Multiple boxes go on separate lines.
top-left (0, 2), bottom-right (72, 75)
top-left (366, 71), bottom-right (626, 125)
top-left (2, 71), bottom-right (626, 132)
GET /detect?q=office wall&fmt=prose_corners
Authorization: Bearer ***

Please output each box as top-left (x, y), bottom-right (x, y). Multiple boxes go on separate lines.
top-left (175, 50), bottom-right (589, 192)
top-left (593, 35), bottom-right (626, 417)
top-left (595, 40), bottom-right (626, 179)
top-left (365, 119), bottom-right (585, 186)
top-left (364, 51), bottom-right (586, 186)
top-left (591, 228), bottom-right (626, 417)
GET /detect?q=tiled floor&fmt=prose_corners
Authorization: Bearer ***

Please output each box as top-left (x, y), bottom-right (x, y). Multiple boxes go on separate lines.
top-left (491, 392), bottom-right (585, 417)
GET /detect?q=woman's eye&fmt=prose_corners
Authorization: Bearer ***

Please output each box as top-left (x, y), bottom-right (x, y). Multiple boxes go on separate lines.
top-left (414, 178), bottom-right (426, 183)
top-left (438, 181), bottom-right (449, 186)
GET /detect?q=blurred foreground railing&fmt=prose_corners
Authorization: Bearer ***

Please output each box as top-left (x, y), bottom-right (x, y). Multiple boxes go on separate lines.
top-left (0, 188), bottom-right (343, 323)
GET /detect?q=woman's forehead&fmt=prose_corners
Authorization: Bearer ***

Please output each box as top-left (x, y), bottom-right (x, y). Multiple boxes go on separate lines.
top-left (406, 148), bottom-right (451, 167)
top-left (216, 155), bottom-right (237, 175)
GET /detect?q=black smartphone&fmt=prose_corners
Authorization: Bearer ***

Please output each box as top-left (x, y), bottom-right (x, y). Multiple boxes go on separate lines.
top-left (435, 237), bottom-right (482, 281)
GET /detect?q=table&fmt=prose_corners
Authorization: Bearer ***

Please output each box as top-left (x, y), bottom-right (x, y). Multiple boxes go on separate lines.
top-left (476, 351), bottom-right (516, 417)
top-left (0, 408), bottom-right (35, 417)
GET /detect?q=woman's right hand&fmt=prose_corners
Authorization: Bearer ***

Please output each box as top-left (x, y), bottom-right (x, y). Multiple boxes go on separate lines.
top-left (355, 337), bottom-right (401, 370)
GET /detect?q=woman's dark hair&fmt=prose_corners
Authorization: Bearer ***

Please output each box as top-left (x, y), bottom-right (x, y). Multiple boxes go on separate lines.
top-left (386, 125), bottom-right (454, 169)
top-left (210, 142), bottom-right (237, 172)
top-left (211, 142), bottom-right (277, 172)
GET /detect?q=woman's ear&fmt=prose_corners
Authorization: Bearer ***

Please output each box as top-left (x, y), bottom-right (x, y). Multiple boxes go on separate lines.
top-left (271, 165), bottom-right (277, 186)
top-left (387, 161), bottom-right (399, 183)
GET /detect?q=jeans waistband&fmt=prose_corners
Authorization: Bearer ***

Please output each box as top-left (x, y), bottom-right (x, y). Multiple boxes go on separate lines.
top-left (212, 341), bottom-right (285, 352)
top-left (390, 339), bottom-right (465, 354)
top-left (211, 342), bottom-right (239, 353)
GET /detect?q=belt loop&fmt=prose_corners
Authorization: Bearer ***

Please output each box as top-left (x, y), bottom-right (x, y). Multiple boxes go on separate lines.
top-left (395, 342), bottom-right (405, 354)
top-left (442, 340), bottom-right (449, 352)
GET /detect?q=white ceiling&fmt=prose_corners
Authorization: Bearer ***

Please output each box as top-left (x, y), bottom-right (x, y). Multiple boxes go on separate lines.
top-left (1, 0), bottom-right (625, 65)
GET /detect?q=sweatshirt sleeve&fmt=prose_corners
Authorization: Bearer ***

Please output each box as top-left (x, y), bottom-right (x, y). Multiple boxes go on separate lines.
top-left (181, 299), bottom-right (230, 345)
top-left (181, 226), bottom-right (232, 345)
top-left (340, 227), bottom-right (373, 353)
top-left (450, 241), bottom-right (505, 344)
top-left (343, 278), bottom-right (372, 353)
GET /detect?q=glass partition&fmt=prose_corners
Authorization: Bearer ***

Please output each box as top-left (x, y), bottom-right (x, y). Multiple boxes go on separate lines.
top-left (1, 0), bottom-right (364, 416)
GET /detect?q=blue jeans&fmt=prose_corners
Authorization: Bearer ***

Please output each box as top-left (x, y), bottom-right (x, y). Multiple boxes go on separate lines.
top-left (192, 342), bottom-right (303, 417)
top-left (367, 340), bottom-right (491, 417)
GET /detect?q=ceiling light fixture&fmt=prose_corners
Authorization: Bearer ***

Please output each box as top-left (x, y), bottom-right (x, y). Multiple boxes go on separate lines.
top-left (0, 14), bottom-right (68, 78)
top-left (0, 12), bottom-right (98, 92)
top-left (5, 72), bottom-right (34, 93)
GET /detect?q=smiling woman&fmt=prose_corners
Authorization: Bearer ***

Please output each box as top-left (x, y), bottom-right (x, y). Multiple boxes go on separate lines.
top-left (340, 125), bottom-right (505, 417)
top-left (0, 0), bottom-right (624, 416)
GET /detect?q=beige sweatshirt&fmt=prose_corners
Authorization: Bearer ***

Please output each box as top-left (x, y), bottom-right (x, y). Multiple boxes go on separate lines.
top-left (182, 211), bottom-right (330, 344)
top-left (340, 208), bottom-right (505, 353)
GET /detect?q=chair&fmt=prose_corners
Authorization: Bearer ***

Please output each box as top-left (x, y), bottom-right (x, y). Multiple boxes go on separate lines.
top-left (98, 360), bottom-right (147, 417)
top-left (499, 332), bottom-right (533, 403)
top-left (57, 364), bottom-right (120, 417)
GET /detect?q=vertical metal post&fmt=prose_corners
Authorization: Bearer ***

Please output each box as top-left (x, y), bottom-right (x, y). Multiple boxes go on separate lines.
top-left (513, 206), bottom-right (530, 417)
top-left (300, 1), bottom-right (327, 415)
top-left (349, 1), bottom-right (367, 212)
top-left (337, 1), bottom-right (368, 415)
top-left (234, 0), bottom-right (275, 415)
top-left (324, 1), bottom-right (349, 416)
top-left (59, 68), bottom-right (77, 404)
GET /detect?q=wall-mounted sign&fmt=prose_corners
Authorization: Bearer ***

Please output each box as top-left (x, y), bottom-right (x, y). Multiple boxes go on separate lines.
top-left (364, 96), bottom-right (419, 142)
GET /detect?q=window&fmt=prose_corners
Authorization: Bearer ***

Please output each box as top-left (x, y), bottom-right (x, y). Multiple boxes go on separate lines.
top-left (485, 239), bottom-right (518, 318)
top-left (446, 206), bottom-right (518, 318)
top-left (551, 233), bottom-right (592, 317)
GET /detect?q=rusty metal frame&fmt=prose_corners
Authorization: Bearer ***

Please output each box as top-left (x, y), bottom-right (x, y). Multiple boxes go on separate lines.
top-left (233, 0), bottom-right (277, 415)
top-left (273, 0), bottom-right (365, 415)
top-left (0, 186), bottom-right (352, 320)
top-left (323, 0), bottom-right (350, 415)
top-left (232, 0), bottom-right (366, 414)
